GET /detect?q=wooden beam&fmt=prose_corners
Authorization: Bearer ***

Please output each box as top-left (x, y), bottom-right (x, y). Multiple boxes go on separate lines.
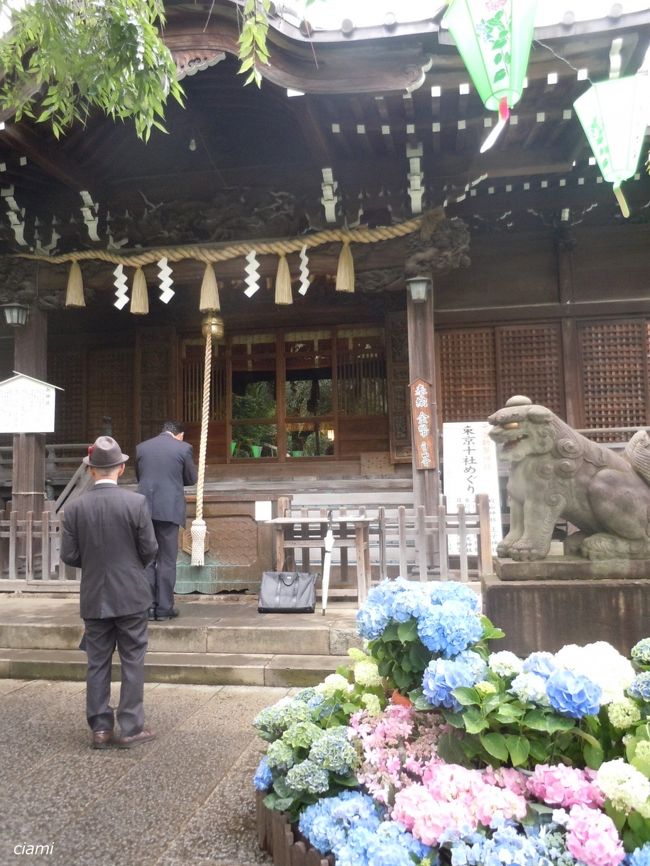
top-left (0, 124), bottom-right (100, 193)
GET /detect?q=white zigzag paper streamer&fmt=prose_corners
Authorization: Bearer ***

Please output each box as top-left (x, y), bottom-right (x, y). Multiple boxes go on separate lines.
top-left (244, 250), bottom-right (260, 298)
top-left (157, 257), bottom-right (174, 304)
top-left (113, 264), bottom-right (129, 310)
top-left (298, 245), bottom-right (310, 295)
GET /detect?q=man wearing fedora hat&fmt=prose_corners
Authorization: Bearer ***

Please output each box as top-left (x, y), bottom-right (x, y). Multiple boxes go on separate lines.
top-left (61, 436), bottom-right (159, 750)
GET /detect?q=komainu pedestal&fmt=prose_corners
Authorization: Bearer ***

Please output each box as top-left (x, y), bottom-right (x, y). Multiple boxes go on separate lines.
top-left (483, 561), bottom-right (650, 656)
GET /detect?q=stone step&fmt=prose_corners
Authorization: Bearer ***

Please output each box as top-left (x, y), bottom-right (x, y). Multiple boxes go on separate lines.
top-left (0, 647), bottom-right (348, 687)
top-left (0, 619), bottom-right (358, 656)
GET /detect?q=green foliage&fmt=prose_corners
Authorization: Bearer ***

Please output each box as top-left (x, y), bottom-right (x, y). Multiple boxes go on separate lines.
top-left (426, 669), bottom-right (620, 771)
top-left (369, 620), bottom-right (433, 695)
top-left (0, 0), bottom-right (183, 140)
top-left (238, 0), bottom-right (271, 87)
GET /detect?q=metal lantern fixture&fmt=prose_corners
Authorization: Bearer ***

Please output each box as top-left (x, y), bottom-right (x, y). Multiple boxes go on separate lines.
top-left (442, 0), bottom-right (538, 152)
top-left (573, 73), bottom-right (649, 219)
top-left (1, 302), bottom-right (29, 327)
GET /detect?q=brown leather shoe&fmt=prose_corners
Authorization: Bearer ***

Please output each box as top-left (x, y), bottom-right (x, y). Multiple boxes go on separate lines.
top-left (91, 729), bottom-right (113, 750)
top-left (115, 728), bottom-right (156, 749)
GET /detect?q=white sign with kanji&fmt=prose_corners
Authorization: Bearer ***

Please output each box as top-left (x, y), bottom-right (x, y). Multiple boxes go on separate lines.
top-left (443, 421), bottom-right (502, 555)
top-left (0, 372), bottom-right (62, 433)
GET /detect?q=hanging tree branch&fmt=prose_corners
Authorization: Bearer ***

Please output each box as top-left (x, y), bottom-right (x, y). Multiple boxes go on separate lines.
top-left (0, 0), bottom-right (184, 140)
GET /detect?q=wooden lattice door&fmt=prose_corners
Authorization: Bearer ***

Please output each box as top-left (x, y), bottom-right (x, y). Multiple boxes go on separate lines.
top-left (496, 323), bottom-right (565, 416)
top-left (578, 320), bottom-right (649, 438)
top-left (86, 347), bottom-right (134, 453)
top-left (439, 328), bottom-right (497, 421)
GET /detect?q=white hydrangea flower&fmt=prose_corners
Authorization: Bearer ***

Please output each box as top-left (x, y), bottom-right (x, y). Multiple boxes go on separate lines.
top-left (554, 641), bottom-right (634, 704)
top-left (596, 759), bottom-right (650, 814)
top-left (607, 697), bottom-right (642, 730)
top-left (316, 673), bottom-right (352, 696)
top-left (353, 660), bottom-right (382, 688)
top-left (508, 672), bottom-right (550, 706)
top-left (488, 651), bottom-right (524, 678)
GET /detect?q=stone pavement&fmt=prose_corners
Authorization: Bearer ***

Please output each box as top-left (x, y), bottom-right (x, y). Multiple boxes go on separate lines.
top-left (0, 678), bottom-right (286, 866)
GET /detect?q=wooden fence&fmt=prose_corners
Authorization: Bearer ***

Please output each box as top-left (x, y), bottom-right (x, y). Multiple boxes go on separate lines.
top-left (0, 503), bottom-right (80, 586)
top-left (275, 493), bottom-right (493, 584)
top-left (1, 494), bottom-right (494, 589)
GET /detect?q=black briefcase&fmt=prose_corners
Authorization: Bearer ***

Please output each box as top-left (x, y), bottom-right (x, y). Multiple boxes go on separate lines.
top-left (258, 571), bottom-right (317, 613)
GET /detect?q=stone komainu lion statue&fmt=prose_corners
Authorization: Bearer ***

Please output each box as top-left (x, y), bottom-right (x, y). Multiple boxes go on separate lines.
top-left (488, 395), bottom-right (650, 561)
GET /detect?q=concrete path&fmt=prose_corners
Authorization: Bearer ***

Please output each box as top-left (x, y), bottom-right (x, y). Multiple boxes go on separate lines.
top-left (0, 679), bottom-right (282, 866)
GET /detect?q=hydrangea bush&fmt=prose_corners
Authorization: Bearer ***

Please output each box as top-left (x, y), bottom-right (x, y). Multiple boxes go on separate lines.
top-left (253, 579), bottom-right (650, 865)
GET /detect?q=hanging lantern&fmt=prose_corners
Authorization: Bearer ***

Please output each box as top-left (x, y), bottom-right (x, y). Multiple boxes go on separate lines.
top-left (442, 0), bottom-right (538, 152)
top-left (573, 74), bottom-right (649, 219)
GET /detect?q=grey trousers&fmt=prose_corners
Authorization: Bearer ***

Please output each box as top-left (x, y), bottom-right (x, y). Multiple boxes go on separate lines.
top-left (146, 520), bottom-right (180, 617)
top-left (84, 610), bottom-right (148, 736)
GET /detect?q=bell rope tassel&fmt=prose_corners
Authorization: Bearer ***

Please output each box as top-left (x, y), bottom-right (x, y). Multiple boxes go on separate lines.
top-left (199, 263), bottom-right (221, 311)
top-left (65, 262), bottom-right (86, 308)
top-left (130, 267), bottom-right (149, 315)
top-left (190, 518), bottom-right (207, 566)
top-left (335, 240), bottom-right (355, 293)
top-left (274, 253), bottom-right (293, 305)
top-left (613, 183), bottom-right (630, 219)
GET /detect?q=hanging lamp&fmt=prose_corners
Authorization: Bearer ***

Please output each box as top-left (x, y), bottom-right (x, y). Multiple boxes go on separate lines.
top-left (573, 74), bottom-right (649, 218)
top-left (442, 0), bottom-right (538, 152)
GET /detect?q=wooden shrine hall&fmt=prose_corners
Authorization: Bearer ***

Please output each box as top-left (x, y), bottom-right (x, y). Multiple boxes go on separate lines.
top-left (0, 1), bottom-right (649, 589)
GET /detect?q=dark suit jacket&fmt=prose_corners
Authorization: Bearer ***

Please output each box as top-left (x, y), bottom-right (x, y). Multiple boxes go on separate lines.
top-left (60, 484), bottom-right (158, 619)
top-left (135, 433), bottom-right (198, 526)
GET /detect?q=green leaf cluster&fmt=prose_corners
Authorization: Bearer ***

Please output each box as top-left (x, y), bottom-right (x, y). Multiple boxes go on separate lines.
top-left (369, 619), bottom-right (432, 694)
top-left (0, 0), bottom-right (184, 140)
top-left (431, 676), bottom-right (604, 771)
top-left (238, 0), bottom-right (271, 87)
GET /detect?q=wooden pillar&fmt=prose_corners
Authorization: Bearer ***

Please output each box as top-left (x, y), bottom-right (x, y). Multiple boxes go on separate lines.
top-left (407, 282), bottom-right (440, 513)
top-left (556, 227), bottom-right (583, 428)
top-left (11, 305), bottom-right (47, 519)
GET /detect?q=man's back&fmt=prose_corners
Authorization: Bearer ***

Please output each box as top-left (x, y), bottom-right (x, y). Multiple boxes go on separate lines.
top-left (61, 485), bottom-right (157, 619)
top-left (136, 432), bottom-right (198, 525)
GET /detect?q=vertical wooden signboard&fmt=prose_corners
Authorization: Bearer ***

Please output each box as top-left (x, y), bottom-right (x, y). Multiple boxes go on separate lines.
top-left (410, 378), bottom-right (435, 470)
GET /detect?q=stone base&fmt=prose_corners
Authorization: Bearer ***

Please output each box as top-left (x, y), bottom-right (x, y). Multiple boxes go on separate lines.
top-left (174, 550), bottom-right (261, 594)
top-left (495, 555), bottom-right (650, 581)
top-left (482, 567), bottom-right (650, 655)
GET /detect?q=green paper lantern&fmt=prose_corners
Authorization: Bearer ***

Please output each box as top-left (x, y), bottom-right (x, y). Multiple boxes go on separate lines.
top-left (442, 0), bottom-right (538, 150)
top-left (573, 74), bottom-right (649, 218)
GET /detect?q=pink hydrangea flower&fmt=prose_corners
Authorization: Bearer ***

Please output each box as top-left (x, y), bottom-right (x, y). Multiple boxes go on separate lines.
top-left (528, 764), bottom-right (605, 809)
top-left (565, 804), bottom-right (625, 866)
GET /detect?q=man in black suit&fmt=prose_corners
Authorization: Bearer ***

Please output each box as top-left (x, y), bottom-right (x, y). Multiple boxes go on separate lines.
top-left (135, 420), bottom-right (198, 621)
top-left (60, 436), bottom-right (158, 750)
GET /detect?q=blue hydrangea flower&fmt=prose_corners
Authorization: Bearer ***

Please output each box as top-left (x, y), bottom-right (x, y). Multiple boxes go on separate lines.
top-left (417, 600), bottom-right (484, 657)
top-left (522, 651), bottom-right (557, 679)
top-left (427, 581), bottom-right (480, 612)
top-left (629, 672), bottom-right (650, 702)
top-left (356, 601), bottom-right (392, 640)
top-left (626, 843), bottom-right (650, 866)
top-left (422, 650), bottom-right (488, 710)
top-left (337, 821), bottom-right (430, 866)
top-left (253, 756), bottom-right (272, 791)
top-left (298, 791), bottom-right (381, 855)
top-left (450, 821), bottom-right (565, 866)
top-left (546, 668), bottom-right (602, 718)
top-left (391, 585), bottom-right (429, 623)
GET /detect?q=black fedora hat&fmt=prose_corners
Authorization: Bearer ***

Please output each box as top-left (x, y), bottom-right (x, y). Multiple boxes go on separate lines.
top-left (83, 436), bottom-right (129, 468)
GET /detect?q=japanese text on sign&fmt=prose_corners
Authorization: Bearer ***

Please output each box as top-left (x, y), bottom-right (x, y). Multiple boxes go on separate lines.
top-left (410, 379), bottom-right (435, 470)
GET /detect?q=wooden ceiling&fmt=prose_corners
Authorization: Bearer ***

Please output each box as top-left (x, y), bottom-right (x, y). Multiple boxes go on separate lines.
top-left (0, 0), bottom-right (648, 262)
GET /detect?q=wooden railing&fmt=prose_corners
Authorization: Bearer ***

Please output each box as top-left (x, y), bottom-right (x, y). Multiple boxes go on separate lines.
top-left (0, 503), bottom-right (80, 585)
top-left (0, 443), bottom-right (90, 489)
top-left (275, 494), bottom-right (493, 584)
